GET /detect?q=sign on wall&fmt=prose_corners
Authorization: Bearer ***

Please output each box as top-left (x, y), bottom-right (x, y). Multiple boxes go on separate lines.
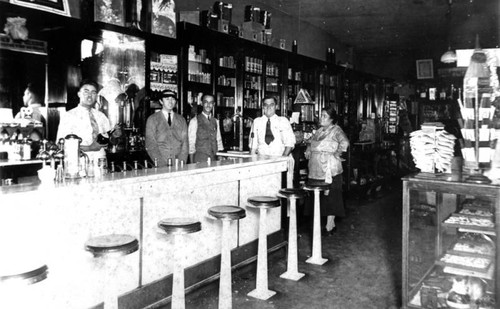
top-left (10, 0), bottom-right (70, 16)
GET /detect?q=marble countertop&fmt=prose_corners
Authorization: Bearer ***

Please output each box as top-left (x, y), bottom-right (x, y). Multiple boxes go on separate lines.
top-left (1, 155), bottom-right (289, 195)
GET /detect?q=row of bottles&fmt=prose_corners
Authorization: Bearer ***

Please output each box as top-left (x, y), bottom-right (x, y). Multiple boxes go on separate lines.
top-left (216, 92), bottom-right (235, 107)
top-left (243, 90), bottom-right (260, 109)
top-left (188, 45), bottom-right (211, 64)
top-left (288, 69), bottom-right (302, 81)
top-left (417, 84), bottom-right (461, 101)
top-left (245, 56), bottom-right (263, 74)
top-left (265, 62), bottom-right (279, 77)
top-left (188, 72), bottom-right (211, 84)
top-left (265, 77), bottom-right (279, 92)
top-left (0, 131), bottom-right (32, 161)
top-left (218, 56), bottom-right (236, 69)
top-left (244, 75), bottom-right (262, 90)
top-left (217, 75), bottom-right (236, 87)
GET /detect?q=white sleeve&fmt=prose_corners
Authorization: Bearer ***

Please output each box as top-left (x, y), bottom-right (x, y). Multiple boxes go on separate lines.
top-left (249, 119), bottom-right (258, 153)
top-left (216, 119), bottom-right (224, 151)
top-left (281, 117), bottom-right (296, 148)
top-left (188, 117), bottom-right (198, 154)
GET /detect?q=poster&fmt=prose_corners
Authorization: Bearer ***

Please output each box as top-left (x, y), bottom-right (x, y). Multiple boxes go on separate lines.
top-left (152, 0), bottom-right (176, 38)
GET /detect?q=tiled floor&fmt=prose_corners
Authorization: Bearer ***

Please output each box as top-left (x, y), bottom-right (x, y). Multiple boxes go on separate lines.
top-left (158, 180), bottom-right (403, 309)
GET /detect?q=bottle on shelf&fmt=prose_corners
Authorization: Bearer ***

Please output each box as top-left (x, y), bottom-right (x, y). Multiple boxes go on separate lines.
top-left (292, 40), bottom-right (298, 54)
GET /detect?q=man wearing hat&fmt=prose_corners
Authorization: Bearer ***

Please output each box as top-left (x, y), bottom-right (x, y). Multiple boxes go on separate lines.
top-left (188, 94), bottom-right (224, 163)
top-left (145, 90), bottom-right (188, 166)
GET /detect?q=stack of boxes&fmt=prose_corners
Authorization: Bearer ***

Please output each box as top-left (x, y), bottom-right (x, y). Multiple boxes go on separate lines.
top-left (241, 5), bottom-right (272, 44)
top-left (181, 2), bottom-right (273, 45)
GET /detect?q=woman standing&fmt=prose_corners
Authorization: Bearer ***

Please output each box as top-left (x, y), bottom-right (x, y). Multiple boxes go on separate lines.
top-left (305, 106), bottom-right (349, 235)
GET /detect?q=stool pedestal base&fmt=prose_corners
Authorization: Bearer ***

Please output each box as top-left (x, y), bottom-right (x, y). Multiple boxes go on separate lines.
top-left (247, 288), bottom-right (276, 300)
top-left (280, 270), bottom-right (305, 281)
top-left (305, 256), bottom-right (328, 265)
top-left (247, 208), bottom-right (276, 301)
top-left (279, 197), bottom-right (304, 281)
top-left (306, 189), bottom-right (328, 266)
top-left (172, 234), bottom-right (185, 309)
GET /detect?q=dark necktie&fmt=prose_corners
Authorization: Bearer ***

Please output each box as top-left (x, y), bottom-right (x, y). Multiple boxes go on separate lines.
top-left (168, 113), bottom-right (172, 126)
top-left (207, 114), bottom-right (210, 121)
top-left (89, 110), bottom-right (99, 141)
top-left (265, 118), bottom-right (274, 145)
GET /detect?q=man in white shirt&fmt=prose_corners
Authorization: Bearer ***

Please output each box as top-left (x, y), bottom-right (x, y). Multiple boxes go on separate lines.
top-left (15, 83), bottom-right (46, 126)
top-left (57, 79), bottom-right (112, 152)
top-left (188, 94), bottom-right (223, 163)
top-left (249, 96), bottom-right (295, 156)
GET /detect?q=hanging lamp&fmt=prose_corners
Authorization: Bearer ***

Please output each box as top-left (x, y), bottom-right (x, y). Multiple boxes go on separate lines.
top-left (440, 46), bottom-right (457, 63)
top-left (440, 0), bottom-right (456, 64)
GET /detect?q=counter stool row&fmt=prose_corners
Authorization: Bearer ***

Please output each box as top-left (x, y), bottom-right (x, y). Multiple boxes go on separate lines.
top-left (1, 184), bottom-right (329, 309)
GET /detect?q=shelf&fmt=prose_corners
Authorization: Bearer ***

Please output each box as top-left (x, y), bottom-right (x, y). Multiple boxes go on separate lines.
top-left (187, 80), bottom-right (212, 86)
top-left (218, 65), bottom-right (236, 71)
top-left (245, 71), bottom-right (262, 76)
top-left (437, 253), bottom-right (493, 274)
top-left (216, 85), bottom-right (236, 90)
top-left (0, 159), bottom-right (43, 167)
top-left (188, 60), bottom-right (212, 65)
top-left (442, 213), bottom-right (495, 235)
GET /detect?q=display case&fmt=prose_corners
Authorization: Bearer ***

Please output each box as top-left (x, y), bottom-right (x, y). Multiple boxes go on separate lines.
top-left (402, 175), bottom-right (498, 309)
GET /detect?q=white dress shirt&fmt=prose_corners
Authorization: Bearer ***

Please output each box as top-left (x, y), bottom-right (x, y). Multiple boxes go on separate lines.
top-left (57, 105), bottom-right (111, 146)
top-left (188, 113), bottom-right (224, 154)
top-left (249, 114), bottom-right (296, 156)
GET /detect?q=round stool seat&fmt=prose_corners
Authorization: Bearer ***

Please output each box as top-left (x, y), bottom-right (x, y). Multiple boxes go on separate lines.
top-left (208, 205), bottom-right (246, 220)
top-left (247, 196), bottom-right (280, 208)
top-left (278, 188), bottom-right (306, 199)
top-left (303, 180), bottom-right (330, 191)
top-left (85, 234), bottom-right (139, 258)
top-left (0, 264), bottom-right (48, 285)
top-left (158, 218), bottom-right (201, 235)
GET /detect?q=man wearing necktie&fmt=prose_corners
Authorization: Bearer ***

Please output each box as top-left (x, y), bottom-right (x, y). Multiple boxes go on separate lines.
top-left (188, 94), bottom-right (224, 163)
top-left (145, 90), bottom-right (188, 166)
top-left (57, 79), bottom-right (114, 153)
top-left (249, 96), bottom-right (296, 187)
top-left (249, 96), bottom-right (295, 157)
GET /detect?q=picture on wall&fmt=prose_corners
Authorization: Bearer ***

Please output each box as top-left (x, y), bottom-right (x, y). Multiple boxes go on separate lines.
top-left (416, 59), bottom-right (434, 79)
top-left (94, 0), bottom-right (124, 26)
top-left (152, 0), bottom-right (176, 38)
top-left (10, 0), bottom-right (70, 16)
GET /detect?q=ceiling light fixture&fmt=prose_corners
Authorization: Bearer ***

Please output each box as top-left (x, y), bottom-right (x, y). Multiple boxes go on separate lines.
top-left (441, 46), bottom-right (457, 63)
top-left (441, 0), bottom-right (456, 64)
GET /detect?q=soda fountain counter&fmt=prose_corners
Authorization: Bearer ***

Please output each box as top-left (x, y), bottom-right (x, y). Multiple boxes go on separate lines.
top-left (0, 155), bottom-right (289, 308)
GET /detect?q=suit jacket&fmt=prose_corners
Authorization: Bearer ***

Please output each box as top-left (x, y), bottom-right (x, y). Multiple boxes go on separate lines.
top-left (145, 111), bottom-right (188, 166)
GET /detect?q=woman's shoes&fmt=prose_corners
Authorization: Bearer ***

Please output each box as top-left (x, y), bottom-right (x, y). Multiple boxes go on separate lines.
top-left (322, 226), bottom-right (337, 237)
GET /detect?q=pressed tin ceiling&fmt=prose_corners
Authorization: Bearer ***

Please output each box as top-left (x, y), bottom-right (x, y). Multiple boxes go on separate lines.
top-left (258, 0), bottom-right (499, 57)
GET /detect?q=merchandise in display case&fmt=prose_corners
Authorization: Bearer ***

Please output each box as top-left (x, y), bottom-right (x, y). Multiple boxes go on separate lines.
top-left (402, 175), bottom-right (498, 309)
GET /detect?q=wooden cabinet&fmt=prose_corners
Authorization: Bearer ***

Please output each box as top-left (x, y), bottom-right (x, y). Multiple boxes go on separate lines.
top-left (402, 175), bottom-right (498, 308)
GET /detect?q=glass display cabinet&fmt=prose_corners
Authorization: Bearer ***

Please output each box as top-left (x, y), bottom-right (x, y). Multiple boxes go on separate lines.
top-left (402, 175), bottom-right (498, 309)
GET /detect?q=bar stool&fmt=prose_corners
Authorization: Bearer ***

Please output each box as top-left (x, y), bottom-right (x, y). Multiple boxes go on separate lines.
top-left (246, 196), bottom-right (280, 300)
top-left (277, 188), bottom-right (306, 281)
top-left (303, 181), bottom-right (330, 265)
top-left (158, 218), bottom-right (201, 309)
top-left (208, 206), bottom-right (246, 309)
top-left (85, 234), bottom-right (139, 309)
top-left (0, 264), bottom-right (49, 308)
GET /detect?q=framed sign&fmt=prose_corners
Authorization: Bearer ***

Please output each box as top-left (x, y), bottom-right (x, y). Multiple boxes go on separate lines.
top-left (10, 0), bottom-right (70, 16)
top-left (416, 59), bottom-right (434, 79)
